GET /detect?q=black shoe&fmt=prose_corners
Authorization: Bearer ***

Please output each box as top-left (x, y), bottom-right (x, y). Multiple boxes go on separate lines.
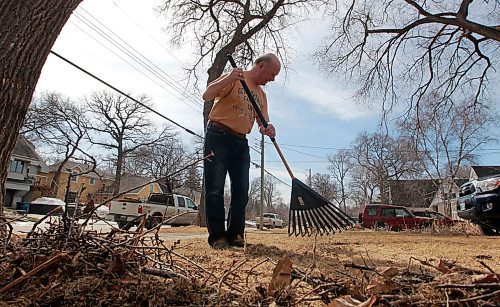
top-left (229, 234), bottom-right (245, 247)
top-left (210, 237), bottom-right (229, 250)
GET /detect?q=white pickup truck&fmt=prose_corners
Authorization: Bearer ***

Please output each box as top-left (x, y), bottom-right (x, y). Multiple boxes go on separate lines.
top-left (109, 193), bottom-right (199, 230)
top-left (255, 213), bottom-right (284, 229)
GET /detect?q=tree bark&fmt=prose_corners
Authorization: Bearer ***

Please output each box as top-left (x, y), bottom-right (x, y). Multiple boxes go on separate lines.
top-left (114, 143), bottom-right (124, 196)
top-left (0, 0), bottom-right (82, 214)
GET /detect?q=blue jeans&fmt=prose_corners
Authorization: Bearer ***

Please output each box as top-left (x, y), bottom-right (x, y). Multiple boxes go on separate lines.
top-left (204, 125), bottom-right (250, 245)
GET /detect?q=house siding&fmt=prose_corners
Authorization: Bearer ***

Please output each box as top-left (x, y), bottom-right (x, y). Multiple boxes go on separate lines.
top-left (5, 136), bottom-right (47, 208)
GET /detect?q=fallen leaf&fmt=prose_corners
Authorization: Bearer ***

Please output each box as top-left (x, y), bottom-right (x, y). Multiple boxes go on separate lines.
top-left (433, 259), bottom-right (452, 273)
top-left (376, 267), bottom-right (400, 278)
top-left (472, 273), bottom-right (500, 284)
top-left (268, 256), bottom-right (292, 294)
top-left (328, 295), bottom-right (378, 307)
top-left (433, 272), bottom-right (464, 284)
top-left (420, 259), bottom-right (452, 273)
top-left (366, 276), bottom-right (399, 295)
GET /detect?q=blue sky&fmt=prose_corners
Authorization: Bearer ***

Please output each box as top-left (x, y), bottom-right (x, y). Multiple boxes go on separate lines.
top-left (35, 0), bottom-right (499, 197)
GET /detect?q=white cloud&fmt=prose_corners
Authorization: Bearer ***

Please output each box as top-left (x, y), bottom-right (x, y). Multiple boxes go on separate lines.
top-left (287, 71), bottom-right (371, 121)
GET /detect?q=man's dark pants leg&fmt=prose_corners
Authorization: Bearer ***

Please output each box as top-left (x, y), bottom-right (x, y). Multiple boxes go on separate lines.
top-left (204, 126), bottom-right (250, 246)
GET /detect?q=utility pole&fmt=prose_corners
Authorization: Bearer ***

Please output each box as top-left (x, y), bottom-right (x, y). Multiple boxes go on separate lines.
top-left (308, 168), bottom-right (312, 186)
top-left (259, 134), bottom-right (264, 230)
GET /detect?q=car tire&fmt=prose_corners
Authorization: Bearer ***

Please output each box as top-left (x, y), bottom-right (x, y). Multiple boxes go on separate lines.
top-left (146, 215), bottom-right (163, 230)
top-left (480, 225), bottom-right (500, 236)
top-left (117, 221), bottom-right (132, 231)
top-left (374, 222), bottom-right (385, 230)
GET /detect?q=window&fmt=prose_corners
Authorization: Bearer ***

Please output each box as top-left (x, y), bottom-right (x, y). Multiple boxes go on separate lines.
top-left (149, 184), bottom-right (154, 193)
top-left (429, 212), bottom-right (444, 220)
top-left (70, 171), bottom-right (78, 182)
top-left (177, 197), bottom-right (185, 208)
top-left (381, 209), bottom-right (395, 217)
top-left (10, 160), bottom-right (25, 174)
top-left (186, 199), bottom-right (197, 210)
top-left (394, 208), bottom-right (412, 218)
top-left (367, 207), bottom-right (378, 216)
top-left (89, 177), bottom-right (96, 185)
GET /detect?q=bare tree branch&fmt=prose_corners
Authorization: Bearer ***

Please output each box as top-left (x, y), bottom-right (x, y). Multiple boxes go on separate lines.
top-left (318, 0), bottom-right (499, 118)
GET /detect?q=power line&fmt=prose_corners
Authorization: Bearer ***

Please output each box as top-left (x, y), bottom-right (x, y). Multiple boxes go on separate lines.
top-left (72, 10), bottom-right (203, 113)
top-left (50, 50), bottom-right (201, 139)
top-left (78, 7), bottom-right (202, 107)
top-left (248, 144), bottom-right (292, 187)
top-left (264, 141), bottom-right (344, 150)
top-left (251, 160), bottom-right (329, 163)
top-left (71, 13), bottom-right (196, 111)
top-left (278, 144), bottom-right (328, 160)
top-left (265, 140), bottom-right (500, 154)
top-left (68, 19), bottom-right (193, 110)
top-left (111, 1), bottom-right (186, 66)
top-left (72, 12), bottom-right (202, 113)
top-left (250, 162), bottom-right (291, 187)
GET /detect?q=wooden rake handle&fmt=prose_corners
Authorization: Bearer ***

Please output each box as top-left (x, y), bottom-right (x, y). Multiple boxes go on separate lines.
top-left (227, 54), bottom-right (295, 179)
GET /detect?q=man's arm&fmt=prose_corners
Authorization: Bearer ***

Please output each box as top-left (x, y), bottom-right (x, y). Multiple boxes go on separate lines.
top-left (256, 96), bottom-right (276, 138)
top-left (202, 68), bottom-right (244, 101)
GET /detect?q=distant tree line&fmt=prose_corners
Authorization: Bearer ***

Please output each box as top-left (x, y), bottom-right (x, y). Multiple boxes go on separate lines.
top-left (22, 91), bottom-right (202, 199)
top-left (305, 94), bottom-right (496, 213)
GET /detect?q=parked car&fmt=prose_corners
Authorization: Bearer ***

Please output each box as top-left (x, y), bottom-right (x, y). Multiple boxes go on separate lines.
top-left (245, 220), bottom-right (257, 228)
top-left (28, 197), bottom-right (81, 216)
top-left (95, 204), bottom-right (110, 218)
top-left (360, 204), bottom-right (432, 231)
top-left (254, 213), bottom-right (284, 229)
top-left (457, 175), bottom-right (500, 235)
top-left (410, 209), bottom-right (456, 226)
top-left (109, 193), bottom-right (199, 230)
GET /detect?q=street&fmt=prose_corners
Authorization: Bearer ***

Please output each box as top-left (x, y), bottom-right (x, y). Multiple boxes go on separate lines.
top-left (10, 215), bottom-right (210, 241)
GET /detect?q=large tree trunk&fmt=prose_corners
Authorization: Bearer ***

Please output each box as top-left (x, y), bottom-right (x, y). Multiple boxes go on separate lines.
top-left (113, 146), bottom-right (124, 196)
top-left (0, 0), bottom-right (82, 214)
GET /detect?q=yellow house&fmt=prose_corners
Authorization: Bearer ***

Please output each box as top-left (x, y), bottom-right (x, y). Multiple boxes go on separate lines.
top-left (118, 175), bottom-right (164, 201)
top-left (35, 161), bottom-right (114, 204)
top-left (33, 162), bottom-right (165, 204)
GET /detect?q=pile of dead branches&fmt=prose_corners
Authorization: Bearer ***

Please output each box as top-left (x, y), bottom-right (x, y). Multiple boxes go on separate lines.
top-left (339, 257), bottom-right (500, 306)
top-left (0, 213), bottom-right (499, 306)
top-left (0, 214), bottom-right (346, 306)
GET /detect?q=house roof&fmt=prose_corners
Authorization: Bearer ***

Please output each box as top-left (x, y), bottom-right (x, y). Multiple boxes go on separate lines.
top-left (12, 135), bottom-right (41, 160)
top-left (119, 176), bottom-right (156, 194)
top-left (471, 166), bottom-right (500, 179)
top-left (388, 179), bottom-right (438, 208)
top-left (48, 161), bottom-right (113, 179)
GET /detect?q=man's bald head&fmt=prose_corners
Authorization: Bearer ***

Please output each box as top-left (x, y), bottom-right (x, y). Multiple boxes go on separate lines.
top-left (254, 53), bottom-right (280, 67)
top-left (252, 53), bottom-right (281, 85)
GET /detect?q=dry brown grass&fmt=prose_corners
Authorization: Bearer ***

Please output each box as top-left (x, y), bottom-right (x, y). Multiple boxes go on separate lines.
top-left (161, 226), bottom-right (500, 272)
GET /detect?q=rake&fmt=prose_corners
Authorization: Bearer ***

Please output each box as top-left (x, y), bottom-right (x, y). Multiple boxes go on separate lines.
top-left (228, 54), bottom-right (355, 236)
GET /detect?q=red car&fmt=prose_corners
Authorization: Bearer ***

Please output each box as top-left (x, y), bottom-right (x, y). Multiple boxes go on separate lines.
top-left (411, 210), bottom-right (456, 226)
top-left (360, 204), bottom-right (432, 231)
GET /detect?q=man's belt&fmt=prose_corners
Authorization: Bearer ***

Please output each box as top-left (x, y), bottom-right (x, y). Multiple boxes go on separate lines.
top-left (207, 121), bottom-right (246, 139)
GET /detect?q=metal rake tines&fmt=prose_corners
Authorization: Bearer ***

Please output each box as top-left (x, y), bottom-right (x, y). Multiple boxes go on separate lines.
top-left (288, 202), bottom-right (354, 236)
